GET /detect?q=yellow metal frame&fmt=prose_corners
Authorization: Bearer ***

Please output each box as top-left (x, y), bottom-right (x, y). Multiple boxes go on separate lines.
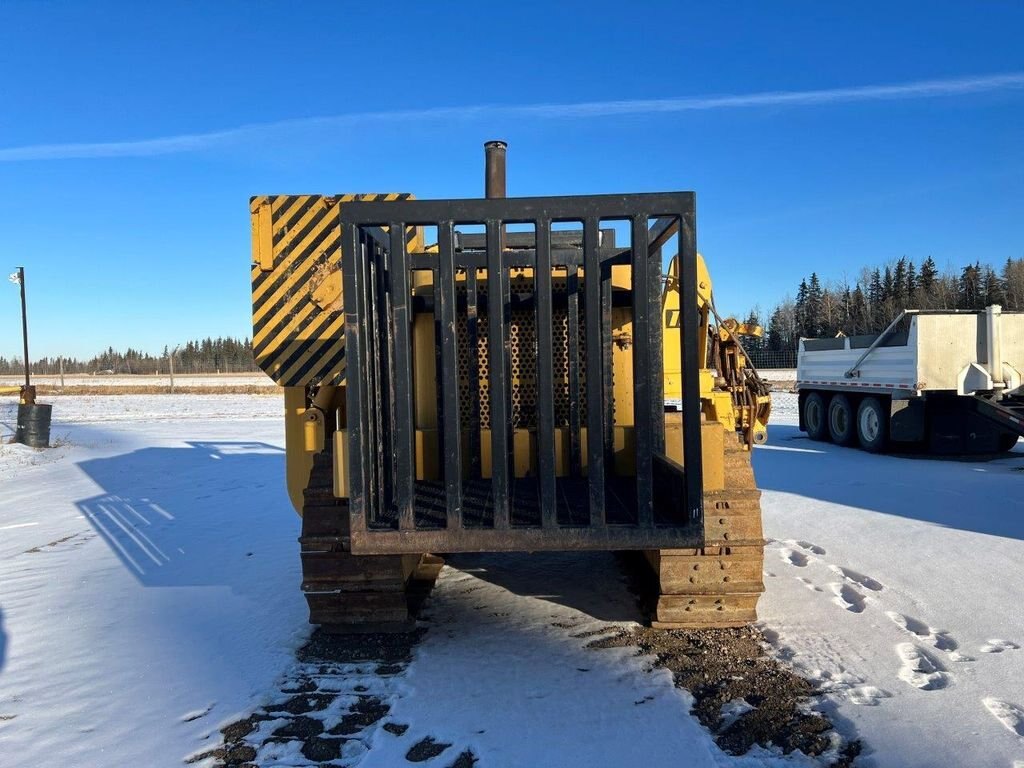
top-left (258, 198), bottom-right (770, 514)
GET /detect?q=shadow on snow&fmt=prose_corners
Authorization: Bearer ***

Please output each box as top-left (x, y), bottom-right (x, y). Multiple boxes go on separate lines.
top-left (74, 440), bottom-right (297, 595)
top-left (444, 550), bottom-right (646, 623)
top-left (754, 424), bottom-right (1024, 541)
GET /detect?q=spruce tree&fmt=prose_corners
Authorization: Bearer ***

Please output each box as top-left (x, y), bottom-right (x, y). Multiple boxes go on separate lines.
top-left (920, 257), bottom-right (938, 292)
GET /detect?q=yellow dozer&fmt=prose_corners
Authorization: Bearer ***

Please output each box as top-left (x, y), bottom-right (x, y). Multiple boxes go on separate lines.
top-left (250, 142), bottom-right (771, 632)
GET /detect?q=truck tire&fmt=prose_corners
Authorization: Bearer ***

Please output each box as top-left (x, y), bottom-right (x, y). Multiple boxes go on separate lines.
top-left (828, 394), bottom-right (856, 446)
top-left (856, 397), bottom-right (889, 453)
top-left (803, 392), bottom-right (829, 441)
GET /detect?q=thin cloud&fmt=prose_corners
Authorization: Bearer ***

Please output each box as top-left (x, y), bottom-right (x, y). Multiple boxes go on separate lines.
top-left (2, 72), bottom-right (1022, 162)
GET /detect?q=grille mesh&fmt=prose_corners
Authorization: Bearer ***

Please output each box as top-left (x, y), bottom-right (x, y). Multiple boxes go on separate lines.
top-left (454, 270), bottom-right (589, 430)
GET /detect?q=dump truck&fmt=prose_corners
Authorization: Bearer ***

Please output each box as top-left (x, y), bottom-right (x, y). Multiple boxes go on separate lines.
top-left (797, 306), bottom-right (1024, 453)
top-left (250, 142), bottom-right (772, 632)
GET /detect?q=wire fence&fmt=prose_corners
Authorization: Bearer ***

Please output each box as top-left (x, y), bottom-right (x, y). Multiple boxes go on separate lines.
top-left (746, 349), bottom-right (799, 370)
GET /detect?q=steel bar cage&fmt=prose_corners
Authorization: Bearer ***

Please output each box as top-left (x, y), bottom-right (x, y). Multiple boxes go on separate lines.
top-left (340, 193), bottom-right (704, 554)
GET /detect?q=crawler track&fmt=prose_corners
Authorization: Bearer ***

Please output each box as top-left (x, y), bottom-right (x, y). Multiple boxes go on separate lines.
top-left (298, 444), bottom-right (440, 632)
top-left (299, 434), bottom-right (764, 631)
top-left (646, 433), bottom-right (765, 628)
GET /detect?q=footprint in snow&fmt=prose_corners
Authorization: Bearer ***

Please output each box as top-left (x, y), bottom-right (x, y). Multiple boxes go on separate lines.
top-left (779, 548), bottom-right (809, 567)
top-left (796, 576), bottom-right (822, 593)
top-left (848, 685), bottom-right (893, 707)
top-left (982, 697), bottom-right (1024, 738)
top-left (981, 639), bottom-right (1021, 654)
top-left (895, 643), bottom-right (951, 691)
top-left (794, 540), bottom-right (826, 556)
top-left (829, 565), bottom-right (883, 592)
top-left (830, 582), bottom-right (866, 613)
top-left (180, 703), bottom-right (215, 723)
top-left (886, 612), bottom-right (973, 661)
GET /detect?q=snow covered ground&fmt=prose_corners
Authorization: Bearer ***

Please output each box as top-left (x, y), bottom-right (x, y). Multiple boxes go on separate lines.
top-left (1, 392), bottom-right (1023, 767)
top-left (0, 373), bottom-right (274, 388)
top-left (758, 394), bottom-right (1024, 768)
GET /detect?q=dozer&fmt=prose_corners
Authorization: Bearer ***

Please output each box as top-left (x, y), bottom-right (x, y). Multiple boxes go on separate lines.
top-left (249, 142), bottom-right (772, 632)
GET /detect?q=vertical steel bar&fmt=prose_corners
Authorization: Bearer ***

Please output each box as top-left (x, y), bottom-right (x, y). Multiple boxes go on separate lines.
top-left (646, 221), bottom-right (666, 454)
top-left (486, 218), bottom-right (511, 528)
top-left (373, 236), bottom-right (395, 520)
top-left (389, 222), bottom-right (416, 530)
top-left (583, 217), bottom-right (606, 525)
top-left (631, 215), bottom-right (654, 526)
top-left (437, 221), bottom-right (463, 526)
top-left (341, 224), bottom-right (369, 535)
top-left (364, 248), bottom-right (382, 526)
top-left (600, 248), bottom-right (614, 479)
top-left (567, 265), bottom-right (582, 476)
top-left (535, 219), bottom-right (557, 527)
top-left (466, 268), bottom-right (482, 479)
top-left (432, 264), bottom-right (445, 470)
top-left (678, 207), bottom-right (704, 523)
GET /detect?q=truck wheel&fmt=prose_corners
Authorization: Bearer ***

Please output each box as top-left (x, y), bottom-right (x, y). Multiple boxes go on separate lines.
top-left (856, 397), bottom-right (889, 453)
top-left (803, 392), bottom-right (829, 441)
top-left (828, 394), bottom-right (856, 446)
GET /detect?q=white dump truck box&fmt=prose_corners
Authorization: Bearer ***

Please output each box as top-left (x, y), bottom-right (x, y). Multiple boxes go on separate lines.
top-left (797, 307), bottom-right (1024, 396)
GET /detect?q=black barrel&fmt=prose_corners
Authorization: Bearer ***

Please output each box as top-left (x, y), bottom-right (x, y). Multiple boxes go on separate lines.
top-left (16, 403), bottom-right (52, 448)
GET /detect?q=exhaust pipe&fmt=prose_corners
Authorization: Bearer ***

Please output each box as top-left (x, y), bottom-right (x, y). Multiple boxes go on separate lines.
top-left (484, 140), bottom-right (507, 199)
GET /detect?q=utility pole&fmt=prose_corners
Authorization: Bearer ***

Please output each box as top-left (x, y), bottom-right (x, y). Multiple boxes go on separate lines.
top-left (169, 347), bottom-right (176, 393)
top-left (17, 267), bottom-right (29, 388)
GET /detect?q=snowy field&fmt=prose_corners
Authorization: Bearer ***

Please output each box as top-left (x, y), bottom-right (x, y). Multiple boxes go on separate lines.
top-left (1, 392), bottom-right (1022, 767)
top-left (0, 373), bottom-right (274, 389)
top-left (759, 369), bottom-right (797, 383)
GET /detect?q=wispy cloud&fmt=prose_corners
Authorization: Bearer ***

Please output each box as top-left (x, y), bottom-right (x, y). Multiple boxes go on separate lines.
top-left (2, 72), bottom-right (1022, 162)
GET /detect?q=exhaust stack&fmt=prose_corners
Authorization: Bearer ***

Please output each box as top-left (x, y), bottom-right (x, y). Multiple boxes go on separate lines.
top-left (484, 140), bottom-right (507, 199)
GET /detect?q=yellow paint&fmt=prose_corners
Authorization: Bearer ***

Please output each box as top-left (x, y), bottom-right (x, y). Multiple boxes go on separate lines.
top-left (284, 386), bottom-right (314, 515)
top-left (251, 199), bottom-right (274, 271)
top-left (333, 429), bottom-right (349, 498)
top-left (262, 197), bottom-right (770, 513)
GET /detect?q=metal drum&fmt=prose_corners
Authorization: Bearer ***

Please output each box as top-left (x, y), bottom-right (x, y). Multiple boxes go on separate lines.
top-left (15, 403), bottom-right (52, 448)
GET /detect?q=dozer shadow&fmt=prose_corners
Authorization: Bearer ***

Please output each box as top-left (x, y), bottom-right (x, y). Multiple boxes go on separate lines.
top-left (74, 440), bottom-right (297, 595)
top-left (443, 550), bottom-right (648, 623)
top-left (754, 424), bottom-right (1024, 541)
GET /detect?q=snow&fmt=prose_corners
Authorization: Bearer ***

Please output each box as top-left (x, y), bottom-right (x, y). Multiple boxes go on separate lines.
top-left (756, 393), bottom-right (1024, 768)
top-left (2, 390), bottom-right (1023, 767)
top-left (0, 394), bottom-right (306, 766)
top-left (0, 374), bottom-right (274, 388)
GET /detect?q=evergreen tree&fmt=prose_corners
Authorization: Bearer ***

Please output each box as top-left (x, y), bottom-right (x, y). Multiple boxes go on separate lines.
top-left (806, 273), bottom-right (824, 337)
top-left (906, 261), bottom-right (917, 300)
top-left (893, 258), bottom-right (907, 304)
top-left (959, 262), bottom-right (983, 309)
top-left (795, 279), bottom-right (809, 337)
top-left (982, 266), bottom-right (1005, 307)
top-left (919, 257), bottom-right (938, 292)
top-left (850, 286), bottom-right (869, 335)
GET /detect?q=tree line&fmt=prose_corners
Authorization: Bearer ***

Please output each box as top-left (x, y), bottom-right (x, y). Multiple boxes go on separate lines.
top-left (744, 256), bottom-right (1024, 356)
top-left (0, 336), bottom-right (259, 376)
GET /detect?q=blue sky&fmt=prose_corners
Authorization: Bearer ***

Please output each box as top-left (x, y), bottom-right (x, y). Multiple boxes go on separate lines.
top-left (1, 1), bottom-right (1022, 360)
